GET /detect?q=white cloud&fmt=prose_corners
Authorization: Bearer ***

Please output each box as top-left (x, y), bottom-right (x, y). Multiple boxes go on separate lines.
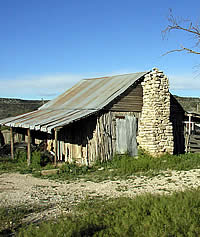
top-left (0, 69), bottom-right (143, 100)
top-left (168, 74), bottom-right (200, 90)
top-left (0, 70), bottom-right (199, 100)
top-left (0, 74), bottom-right (83, 100)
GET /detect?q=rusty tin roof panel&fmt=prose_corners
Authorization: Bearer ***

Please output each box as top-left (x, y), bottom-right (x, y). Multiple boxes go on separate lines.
top-left (0, 72), bottom-right (147, 132)
top-left (0, 109), bottom-right (98, 133)
top-left (40, 72), bottom-right (147, 111)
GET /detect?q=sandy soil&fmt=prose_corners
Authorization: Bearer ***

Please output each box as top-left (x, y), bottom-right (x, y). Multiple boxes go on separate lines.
top-left (1, 169), bottom-right (200, 222)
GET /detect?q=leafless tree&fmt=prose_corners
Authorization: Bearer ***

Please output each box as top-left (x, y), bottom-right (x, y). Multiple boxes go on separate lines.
top-left (162, 9), bottom-right (200, 56)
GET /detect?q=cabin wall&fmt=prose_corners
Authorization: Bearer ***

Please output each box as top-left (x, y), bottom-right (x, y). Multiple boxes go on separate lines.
top-left (1, 129), bottom-right (24, 145)
top-left (45, 110), bottom-right (141, 166)
top-left (46, 116), bottom-right (97, 165)
top-left (170, 95), bottom-right (185, 154)
top-left (88, 111), bottom-right (141, 164)
top-left (109, 83), bottom-right (143, 112)
top-left (46, 112), bottom-right (116, 165)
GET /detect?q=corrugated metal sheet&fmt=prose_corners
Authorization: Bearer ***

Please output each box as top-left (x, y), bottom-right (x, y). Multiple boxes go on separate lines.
top-left (0, 72), bottom-right (148, 133)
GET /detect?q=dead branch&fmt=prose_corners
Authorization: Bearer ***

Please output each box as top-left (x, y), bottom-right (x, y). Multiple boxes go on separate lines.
top-left (162, 46), bottom-right (200, 56)
top-left (163, 9), bottom-right (200, 56)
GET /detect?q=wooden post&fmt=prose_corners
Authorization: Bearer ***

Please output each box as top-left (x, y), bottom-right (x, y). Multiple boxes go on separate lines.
top-left (54, 128), bottom-right (58, 166)
top-left (10, 127), bottom-right (14, 160)
top-left (188, 114), bottom-right (192, 135)
top-left (27, 128), bottom-right (31, 166)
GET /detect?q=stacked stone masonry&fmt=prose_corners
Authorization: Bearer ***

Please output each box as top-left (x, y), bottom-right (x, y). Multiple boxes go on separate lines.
top-left (137, 68), bottom-right (174, 156)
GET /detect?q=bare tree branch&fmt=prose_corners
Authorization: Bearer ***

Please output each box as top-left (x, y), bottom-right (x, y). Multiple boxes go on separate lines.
top-left (163, 9), bottom-right (200, 56)
top-left (162, 46), bottom-right (200, 56)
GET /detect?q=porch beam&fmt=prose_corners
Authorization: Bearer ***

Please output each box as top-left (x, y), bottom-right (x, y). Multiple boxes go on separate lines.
top-left (188, 114), bottom-right (192, 135)
top-left (54, 128), bottom-right (58, 166)
top-left (27, 128), bottom-right (31, 166)
top-left (10, 127), bottom-right (14, 160)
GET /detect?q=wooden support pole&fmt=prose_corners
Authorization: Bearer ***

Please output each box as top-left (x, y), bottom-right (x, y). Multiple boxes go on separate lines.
top-left (10, 127), bottom-right (14, 160)
top-left (188, 114), bottom-right (192, 136)
top-left (27, 128), bottom-right (31, 166)
top-left (54, 128), bottom-right (58, 166)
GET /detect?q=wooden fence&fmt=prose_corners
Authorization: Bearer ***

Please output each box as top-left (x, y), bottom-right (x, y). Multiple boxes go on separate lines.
top-left (188, 134), bottom-right (200, 153)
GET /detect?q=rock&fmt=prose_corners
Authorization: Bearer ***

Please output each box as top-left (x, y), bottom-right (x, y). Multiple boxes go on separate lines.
top-left (41, 169), bottom-right (59, 176)
top-left (137, 70), bottom-right (174, 156)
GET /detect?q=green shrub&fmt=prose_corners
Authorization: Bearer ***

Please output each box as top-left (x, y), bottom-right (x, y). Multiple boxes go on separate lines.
top-left (100, 152), bottom-right (200, 176)
top-left (30, 151), bottom-right (42, 170)
top-left (15, 150), bottom-right (27, 164)
top-left (0, 205), bottom-right (50, 236)
top-left (17, 188), bottom-right (200, 237)
top-left (59, 162), bottom-right (89, 176)
top-left (2, 150), bottom-right (200, 181)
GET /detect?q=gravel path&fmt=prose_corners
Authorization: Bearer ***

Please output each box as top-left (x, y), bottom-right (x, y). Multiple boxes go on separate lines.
top-left (1, 169), bottom-right (200, 222)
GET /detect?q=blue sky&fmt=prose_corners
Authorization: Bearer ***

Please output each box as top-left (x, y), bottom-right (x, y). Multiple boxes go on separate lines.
top-left (0, 0), bottom-right (200, 99)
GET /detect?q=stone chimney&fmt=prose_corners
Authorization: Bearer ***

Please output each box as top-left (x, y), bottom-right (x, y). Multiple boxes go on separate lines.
top-left (137, 68), bottom-right (174, 156)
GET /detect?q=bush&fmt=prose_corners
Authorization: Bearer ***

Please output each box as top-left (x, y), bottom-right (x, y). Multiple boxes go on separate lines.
top-left (15, 150), bottom-right (27, 164)
top-left (17, 188), bottom-right (200, 236)
top-left (59, 162), bottom-right (89, 176)
top-left (100, 152), bottom-right (200, 176)
top-left (0, 205), bottom-right (50, 236)
top-left (30, 151), bottom-right (42, 170)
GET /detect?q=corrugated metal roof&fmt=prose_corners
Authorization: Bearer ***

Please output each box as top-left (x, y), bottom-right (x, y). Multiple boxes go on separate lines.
top-left (0, 72), bottom-right (148, 133)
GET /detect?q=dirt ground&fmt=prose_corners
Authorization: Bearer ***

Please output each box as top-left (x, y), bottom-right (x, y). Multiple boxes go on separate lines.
top-left (1, 169), bottom-right (200, 222)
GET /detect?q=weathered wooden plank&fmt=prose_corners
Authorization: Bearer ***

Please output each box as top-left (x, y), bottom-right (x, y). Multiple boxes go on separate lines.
top-left (190, 139), bottom-right (200, 144)
top-left (54, 128), bottom-right (58, 166)
top-left (119, 95), bottom-right (143, 99)
top-left (189, 143), bottom-right (200, 148)
top-left (113, 104), bottom-right (143, 107)
top-left (191, 135), bottom-right (200, 140)
top-left (10, 127), bottom-right (14, 160)
top-left (27, 128), bottom-right (31, 166)
top-left (41, 169), bottom-right (59, 175)
top-left (190, 148), bottom-right (200, 153)
top-left (110, 83), bottom-right (143, 112)
top-left (117, 98), bottom-right (143, 102)
top-left (110, 108), bottom-right (142, 112)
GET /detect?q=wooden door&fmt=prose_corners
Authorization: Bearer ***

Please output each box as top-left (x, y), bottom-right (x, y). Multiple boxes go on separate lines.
top-left (116, 115), bottom-right (138, 156)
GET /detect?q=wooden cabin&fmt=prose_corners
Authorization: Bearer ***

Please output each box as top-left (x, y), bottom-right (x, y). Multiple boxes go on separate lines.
top-left (0, 68), bottom-right (185, 165)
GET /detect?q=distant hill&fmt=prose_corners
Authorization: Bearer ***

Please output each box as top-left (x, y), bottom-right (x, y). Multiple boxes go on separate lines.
top-left (0, 96), bottom-right (199, 121)
top-left (174, 95), bottom-right (200, 113)
top-left (0, 98), bottom-right (49, 120)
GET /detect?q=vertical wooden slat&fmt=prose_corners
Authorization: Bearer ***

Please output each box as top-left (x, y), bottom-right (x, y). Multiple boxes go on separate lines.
top-left (188, 114), bottom-right (191, 135)
top-left (10, 127), bottom-right (14, 160)
top-left (70, 144), bottom-right (73, 163)
top-left (27, 128), bottom-right (31, 166)
top-left (85, 142), bottom-right (88, 166)
top-left (65, 143), bottom-right (68, 162)
top-left (54, 128), bottom-right (58, 166)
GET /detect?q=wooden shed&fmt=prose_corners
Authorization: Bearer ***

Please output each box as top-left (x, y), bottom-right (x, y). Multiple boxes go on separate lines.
top-left (0, 68), bottom-right (185, 165)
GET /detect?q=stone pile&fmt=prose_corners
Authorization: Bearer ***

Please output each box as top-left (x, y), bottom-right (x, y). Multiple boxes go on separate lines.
top-left (137, 68), bottom-right (174, 156)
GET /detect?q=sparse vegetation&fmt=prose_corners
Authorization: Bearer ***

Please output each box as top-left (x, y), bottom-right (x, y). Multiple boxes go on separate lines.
top-left (1, 152), bottom-right (200, 236)
top-left (174, 95), bottom-right (200, 113)
top-left (80, 151), bottom-right (200, 182)
top-left (0, 98), bottom-right (48, 120)
top-left (0, 150), bottom-right (53, 175)
top-left (17, 189), bottom-right (200, 237)
top-left (1, 151), bottom-right (200, 181)
top-left (0, 204), bottom-right (51, 236)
